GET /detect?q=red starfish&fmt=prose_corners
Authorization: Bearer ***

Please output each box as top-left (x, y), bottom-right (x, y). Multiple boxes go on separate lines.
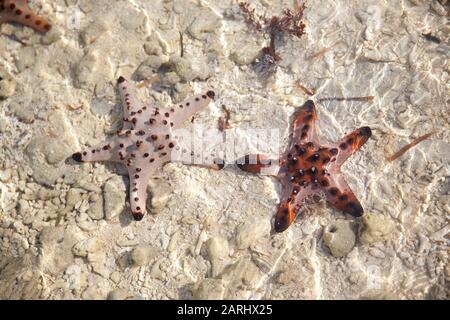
top-left (0, 0), bottom-right (52, 33)
top-left (237, 100), bottom-right (372, 232)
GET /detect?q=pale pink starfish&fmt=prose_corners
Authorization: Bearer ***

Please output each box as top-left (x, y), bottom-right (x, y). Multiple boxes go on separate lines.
top-left (0, 0), bottom-right (52, 32)
top-left (237, 100), bottom-right (372, 232)
top-left (72, 77), bottom-right (222, 220)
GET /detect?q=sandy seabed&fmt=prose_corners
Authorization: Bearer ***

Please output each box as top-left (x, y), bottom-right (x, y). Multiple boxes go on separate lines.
top-left (0, 0), bottom-right (448, 300)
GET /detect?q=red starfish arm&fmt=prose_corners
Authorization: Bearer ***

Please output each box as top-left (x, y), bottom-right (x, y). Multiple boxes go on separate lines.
top-left (291, 100), bottom-right (319, 145)
top-left (0, 0), bottom-right (52, 32)
top-left (169, 91), bottom-right (215, 129)
top-left (274, 183), bottom-right (313, 232)
top-left (236, 154), bottom-right (279, 176)
top-left (128, 159), bottom-right (159, 220)
top-left (323, 172), bottom-right (364, 217)
top-left (333, 126), bottom-right (372, 167)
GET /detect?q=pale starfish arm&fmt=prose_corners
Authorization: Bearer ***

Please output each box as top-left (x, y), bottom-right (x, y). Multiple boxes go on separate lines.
top-left (72, 138), bottom-right (123, 163)
top-left (0, 0), bottom-right (52, 32)
top-left (236, 154), bottom-right (280, 176)
top-left (117, 76), bottom-right (147, 130)
top-left (333, 126), bottom-right (372, 167)
top-left (291, 100), bottom-right (320, 145)
top-left (127, 158), bottom-right (160, 220)
top-left (169, 91), bottom-right (215, 129)
top-left (324, 172), bottom-right (364, 217)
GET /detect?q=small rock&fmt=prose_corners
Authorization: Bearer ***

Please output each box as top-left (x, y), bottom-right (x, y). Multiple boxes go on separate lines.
top-left (87, 193), bottom-right (104, 220)
top-left (80, 19), bottom-right (108, 46)
top-left (72, 237), bottom-right (104, 257)
top-left (0, 74), bottom-right (16, 99)
top-left (231, 43), bottom-right (261, 66)
top-left (107, 289), bottom-right (131, 300)
top-left (10, 101), bottom-right (35, 123)
top-left (323, 220), bottom-right (356, 258)
top-left (360, 213), bottom-right (395, 244)
top-left (206, 236), bottom-right (230, 277)
top-left (193, 278), bottom-right (225, 300)
top-left (236, 217), bottom-right (271, 250)
top-left (103, 176), bottom-right (126, 220)
top-left (188, 7), bottom-right (222, 40)
top-left (130, 244), bottom-right (157, 267)
top-left (168, 55), bottom-right (213, 83)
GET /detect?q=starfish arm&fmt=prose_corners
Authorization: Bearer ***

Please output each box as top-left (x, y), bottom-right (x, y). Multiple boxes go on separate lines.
top-left (71, 138), bottom-right (122, 163)
top-left (274, 182), bottom-right (313, 232)
top-left (116, 76), bottom-right (152, 130)
top-left (127, 158), bottom-right (160, 220)
top-left (291, 100), bottom-right (319, 145)
top-left (236, 154), bottom-right (280, 176)
top-left (333, 126), bottom-right (372, 167)
top-left (169, 91), bottom-right (215, 128)
top-left (323, 172), bottom-right (364, 217)
top-left (0, 0), bottom-right (52, 32)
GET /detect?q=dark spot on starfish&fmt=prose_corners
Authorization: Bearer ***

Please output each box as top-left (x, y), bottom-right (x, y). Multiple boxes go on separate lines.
top-left (133, 212), bottom-right (144, 221)
top-left (82, 152), bottom-right (87, 156)
top-left (15, 9), bottom-right (22, 15)
top-left (151, 135), bottom-right (158, 140)
top-left (170, 122), bottom-right (174, 127)
top-left (149, 118), bottom-right (156, 124)
top-left (72, 152), bottom-right (83, 162)
top-left (308, 153), bottom-right (320, 162)
top-left (170, 108), bottom-right (174, 112)
top-left (179, 104), bottom-right (183, 108)
top-left (320, 179), bottom-right (329, 187)
top-left (169, 143), bottom-right (174, 148)
top-left (161, 152), bottom-right (167, 156)
top-left (346, 202), bottom-right (364, 217)
top-left (206, 91), bottom-right (215, 99)
top-left (126, 130), bottom-right (132, 135)
top-left (298, 147), bottom-right (306, 155)
top-left (158, 145), bottom-right (165, 150)
top-left (131, 111), bottom-right (136, 116)
top-left (303, 124), bottom-right (310, 131)
top-left (359, 126), bottom-right (372, 137)
top-left (303, 100), bottom-right (314, 112)
top-left (102, 145), bottom-right (109, 150)
top-left (329, 187), bottom-right (339, 196)
top-left (186, 103), bottom-right (190, 107)
top-left (118, 76), bottom-right (126, 83)
top-left (137, 130), bottom-right (145, 136)
top-left (136, 168), bottom-right (142, 172)
top-left (165, 134), bottom-right (170, 139)
top-left (163, 120), bottom-right (168, 125)
top-left (133, 188), bottom-right (138, 192)
top-left (202, 95), bottom-right (207, 99)
top-left (330, 148), bottom-right (338, 155)
top-left (130, 153), bottom-right (136, 158)
top-left (143, 153), bottom-right (149, 158)
top-left (165, 112), bottom-right (169, 117)
top-left (92, 150), bottom-right (96, 154)
top-left (195, 98), bottom-right (200, 101)
top-left (339, 143), bottom-right (347, 150)
top-left (150, 158), bottom-right (155, 163)
top-left (9, 3), bottom-right (15, 10)
top-left (339, 194), bottom-right (348, 201)
top-left (347, 138), bottom-right (354, 145)
top-left (120, 143), bottom-right (124, 148)
top-left (25, 14), bottom-right (31, 19)
top-left (134, 174), bottom-right (139, 179)
top-left (134, 197), bottom-right (139, 202)
top-left (137, 110), bottom-right (142, 114)
top-left (136, 141), bottom-right (142, 147)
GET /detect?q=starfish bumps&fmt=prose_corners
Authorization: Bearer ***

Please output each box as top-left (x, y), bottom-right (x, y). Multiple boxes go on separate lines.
top-left (72, 77), bottom-right (218, 221)
top-left (238, 100), bottom-right (372, 232)
top-left (0, 0), bottom-right (51, 32)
